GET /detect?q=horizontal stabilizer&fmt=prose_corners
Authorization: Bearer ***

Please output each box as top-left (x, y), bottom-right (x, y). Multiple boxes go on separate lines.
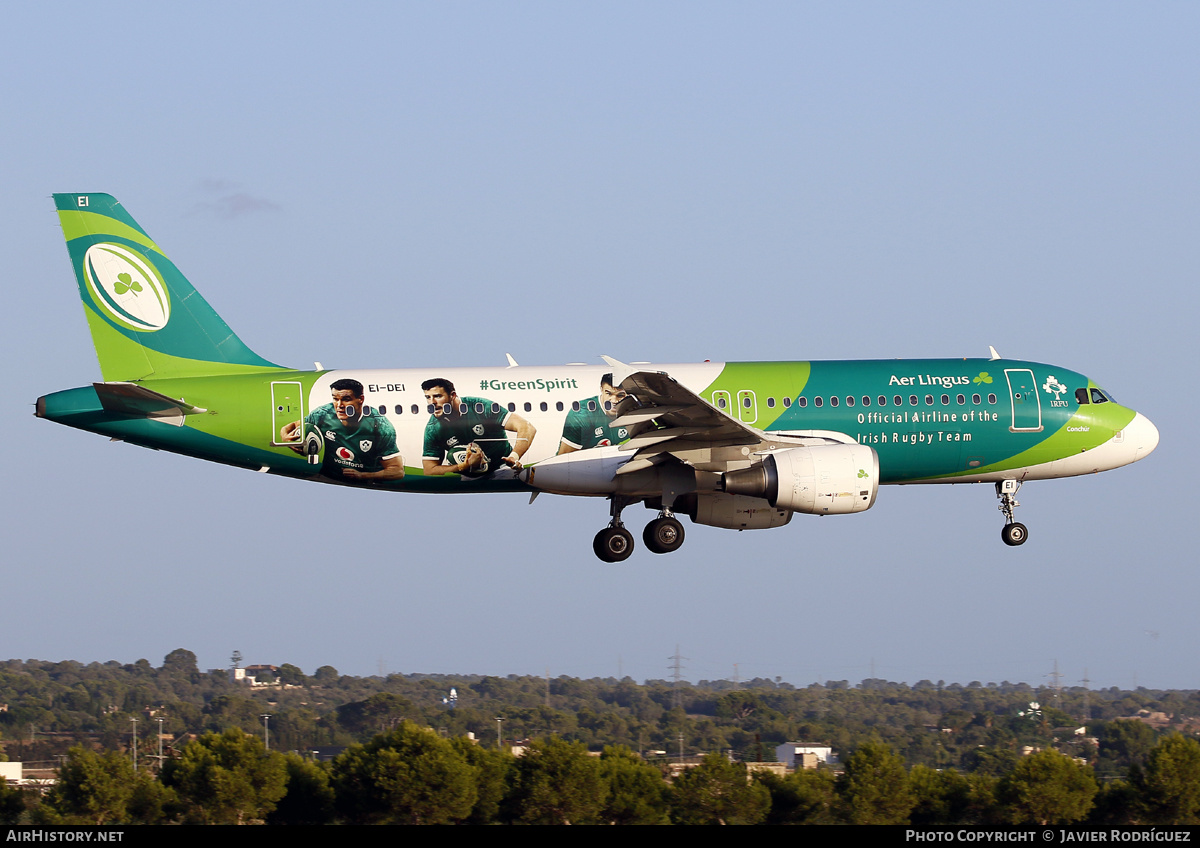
top-left (92, 382), bottom-right (207, 426)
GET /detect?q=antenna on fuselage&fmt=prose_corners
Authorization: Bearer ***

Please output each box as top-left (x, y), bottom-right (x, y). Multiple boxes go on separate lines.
top-left (988, 346), bottom-right (1001, 361)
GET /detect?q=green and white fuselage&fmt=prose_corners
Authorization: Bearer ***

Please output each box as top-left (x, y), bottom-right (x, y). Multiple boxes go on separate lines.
top-left (37, 194), bottom-right (1159, 560)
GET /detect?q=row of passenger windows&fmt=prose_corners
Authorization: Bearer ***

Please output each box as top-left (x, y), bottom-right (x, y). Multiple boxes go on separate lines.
top-left (375, 393), bottom-right (1004, 416)
top-left (716, 393), bottom-right (999, 410)
top-left (370, 399), bottom-right (610, 416)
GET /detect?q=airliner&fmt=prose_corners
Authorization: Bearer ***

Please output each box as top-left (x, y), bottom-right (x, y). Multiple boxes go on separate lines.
top-left (37, 194), bottom-right (1159, 561)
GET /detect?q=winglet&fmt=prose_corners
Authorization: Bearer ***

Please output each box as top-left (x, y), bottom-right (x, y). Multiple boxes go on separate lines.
top-left (988, 346), bottom-right (1001, 361)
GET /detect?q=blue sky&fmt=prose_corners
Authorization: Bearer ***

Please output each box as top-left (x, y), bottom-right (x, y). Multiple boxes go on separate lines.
top-left (3, 2), bottom-right (1196, 690)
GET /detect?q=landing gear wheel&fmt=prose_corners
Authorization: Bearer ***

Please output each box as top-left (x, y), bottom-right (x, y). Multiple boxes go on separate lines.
top-left (594, 527), bottom-right (635, 562)
top-left (1001, 522), bottom-right (1028, 547)
top-left (643, 517), bottom-right (685, 554)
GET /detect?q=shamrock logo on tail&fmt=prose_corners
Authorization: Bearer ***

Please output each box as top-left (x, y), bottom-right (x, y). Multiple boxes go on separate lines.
top-left (972, 372), bottom-right (993, 385)
top-left (857, 468), bottom-right (869, 479)
top-left (114, 272), bottom-right (143, 296)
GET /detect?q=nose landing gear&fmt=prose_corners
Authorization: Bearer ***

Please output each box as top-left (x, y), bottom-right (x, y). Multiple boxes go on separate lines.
top-left (997, 480), bottom-right (1028, 547)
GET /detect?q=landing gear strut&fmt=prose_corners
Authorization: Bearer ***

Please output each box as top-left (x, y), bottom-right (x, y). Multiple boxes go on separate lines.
top-left (996, 480), bottom-right (1028, 547)
top-left (593, 496), bottom-right (636, 562)
top-left (643, 509), bottom-right (685, 554)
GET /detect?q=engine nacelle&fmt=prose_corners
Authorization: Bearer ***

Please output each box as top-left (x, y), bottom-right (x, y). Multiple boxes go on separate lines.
top-left (687, 493), bottom-right (792, 530)
top-left (721, 444), bottom-right (879, 515)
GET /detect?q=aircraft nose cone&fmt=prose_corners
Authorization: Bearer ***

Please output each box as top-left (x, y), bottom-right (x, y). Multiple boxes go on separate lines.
top-left (1127, 412), bottom-right (1159, 461)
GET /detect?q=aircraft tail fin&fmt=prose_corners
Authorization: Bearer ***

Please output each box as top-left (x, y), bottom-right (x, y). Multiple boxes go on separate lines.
top-left (53, 193), bottom-right (283, 382)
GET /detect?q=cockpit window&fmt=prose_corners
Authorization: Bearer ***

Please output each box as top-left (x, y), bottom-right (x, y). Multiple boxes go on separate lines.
top-left (1090, 388), bottom-right (1109, 404)
top-left (1075, 388), bottom-right (1090, 405)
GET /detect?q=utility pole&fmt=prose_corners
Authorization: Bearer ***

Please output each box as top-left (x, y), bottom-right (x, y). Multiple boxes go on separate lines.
top-left (669, 644), bottom-right (687, 708)
top-left (261, 714), bottom-right (272, 751)
top-left (130, 717), bottom-right (138, 773)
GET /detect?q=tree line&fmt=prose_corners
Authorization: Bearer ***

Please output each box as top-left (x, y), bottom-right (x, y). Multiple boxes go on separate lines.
top-left (1, 651), bottom-right (1198, 824)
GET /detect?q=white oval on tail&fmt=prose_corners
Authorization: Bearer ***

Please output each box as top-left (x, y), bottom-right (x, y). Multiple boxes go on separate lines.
top-left (82, 243), bottom-right (171, 332)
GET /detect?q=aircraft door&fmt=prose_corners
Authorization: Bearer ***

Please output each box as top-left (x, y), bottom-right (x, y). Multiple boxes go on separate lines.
top-left (1005, 369), bottom-right (1043, 432)
top-left (711, 390), bottom-right (732, 414)
top-left (736, 390), bottom-right (758, 425)
top-left (270, 381), bottom-right (306, 446)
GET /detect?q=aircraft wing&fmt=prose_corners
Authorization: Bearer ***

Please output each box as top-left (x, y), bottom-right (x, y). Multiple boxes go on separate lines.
top-left (610, 369), bottom-right (850, 476)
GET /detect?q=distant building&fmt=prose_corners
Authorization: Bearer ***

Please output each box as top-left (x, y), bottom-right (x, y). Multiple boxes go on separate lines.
top-left (775, 742), bottom-right (835, 768)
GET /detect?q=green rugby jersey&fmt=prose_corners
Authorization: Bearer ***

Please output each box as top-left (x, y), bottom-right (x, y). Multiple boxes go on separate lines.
top-left (422, 396), bottom-right (513, 477)
top-left (560, 396), bottom-right (628, 450)
top-left (305, 403), bottom-right (400, 480)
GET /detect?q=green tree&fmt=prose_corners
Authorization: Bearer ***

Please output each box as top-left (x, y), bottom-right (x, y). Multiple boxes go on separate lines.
top-left (997, 749), bottom-right (1097, 825)
top-left (160, 649), bottom-right (199, 678)
top-left (267, 754), bottom-right (335, 825)
top-left (1136, 734), bottom-right (1200, 824)
top-left (162, 729), bottom-right (288, 824)
top-left (47, 747), bottom-right (134, 825)
top-left (837, 740), bottom-right (916, 824)
top-left (505, 737), bottom-right (606, 825)
top-left (599, 745), bottom-right (668, 824)
top-left (277, 663), bottom-right (307, 686)
top-left (331, 722), bottom-right (478, 824)
top-left (758, 768), bottom-right (837, 825)
top-left (668, 754), bottom-right (770, 825)
top-left (449, 736), bottom-right (515, 825)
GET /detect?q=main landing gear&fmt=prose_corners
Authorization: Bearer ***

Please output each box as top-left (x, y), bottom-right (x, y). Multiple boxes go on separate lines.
top-left (996, 480), bottom-right (1028, 547)
top-left (593, 499), bottom-right (687, 562)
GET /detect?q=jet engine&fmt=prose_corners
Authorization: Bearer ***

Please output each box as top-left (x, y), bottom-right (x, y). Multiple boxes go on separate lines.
top-left (687, 493), bottom-right (792, 530)
top-left (720, 444), bottom-right (879, 515)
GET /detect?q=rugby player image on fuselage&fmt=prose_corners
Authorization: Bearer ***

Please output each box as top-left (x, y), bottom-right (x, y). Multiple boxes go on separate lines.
top-left (281, 379), bottom-right (405, 484)
top-left (557, 373), bottom-right (630, 454)
top-left (421, 378), bottom-right (536, 480)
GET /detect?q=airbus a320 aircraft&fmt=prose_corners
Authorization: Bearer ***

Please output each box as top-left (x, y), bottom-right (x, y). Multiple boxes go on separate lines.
top-left (38, 194), bottom-right (1159, 561)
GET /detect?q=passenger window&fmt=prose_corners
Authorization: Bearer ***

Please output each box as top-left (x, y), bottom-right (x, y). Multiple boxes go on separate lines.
top-left (556, 401), bottom-right (564, 412)
top-left (1075, 388), bottom-right (1090, 405)
top-left (798, 397), bottom-right (808, 408)
top-left (446, 404), bottom-right (455, 415)
top-left (587, 400), bottom-right (597, 412)
top-left (815, 397), bottom-right (824, 408)
top-left (909, 395), bottom-right (918, 406)
top-left (475, 403), bottom-right (484, 414)
top-left (572, 401), bottom-right (581, 412)
top-left (845, 396), bottom-right (854, 407)
top-left (972, 394), bottom-right (981, 405)
top-left (862, 396), bottom-right (871, 407)
top-left (957, 394), bottom-right (965, 405)
top-left (941, 394), bottom-right (949, 405)
top-left (490, 403), bottom-right (500, 414)
top-left (743, 396), bottom-right (752, 408)
top-left (459, 403), bottom-right (467, 414)
top-left (539, 402), bottom-right (548, 412)
top-left (783, 397), bottom-right (791, 408)
top-left (924, 394), bottom-right (933, 406)
top-left (894, 395), bottom-right (903, 406)
top-left (766, 397), bottom-right (775, 408)
top-left (830, 396), bottom-right (839, 408)
top-left (877, 395), bottom-right (886, 406)
top-left (411, 404), bottom-right (419, 415)
top-left (507, 403), bottom-right (516, 413)
top-left (524, 402), bottom-right (532, 412)
top-left (988, 394), bottom-right (996, 405)
top-left (717, 397), bottom-right (727, 409)
top-left (427, 404), bottom-right (435, 414)
top-left (604, 401), bottom-right (612, 411)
